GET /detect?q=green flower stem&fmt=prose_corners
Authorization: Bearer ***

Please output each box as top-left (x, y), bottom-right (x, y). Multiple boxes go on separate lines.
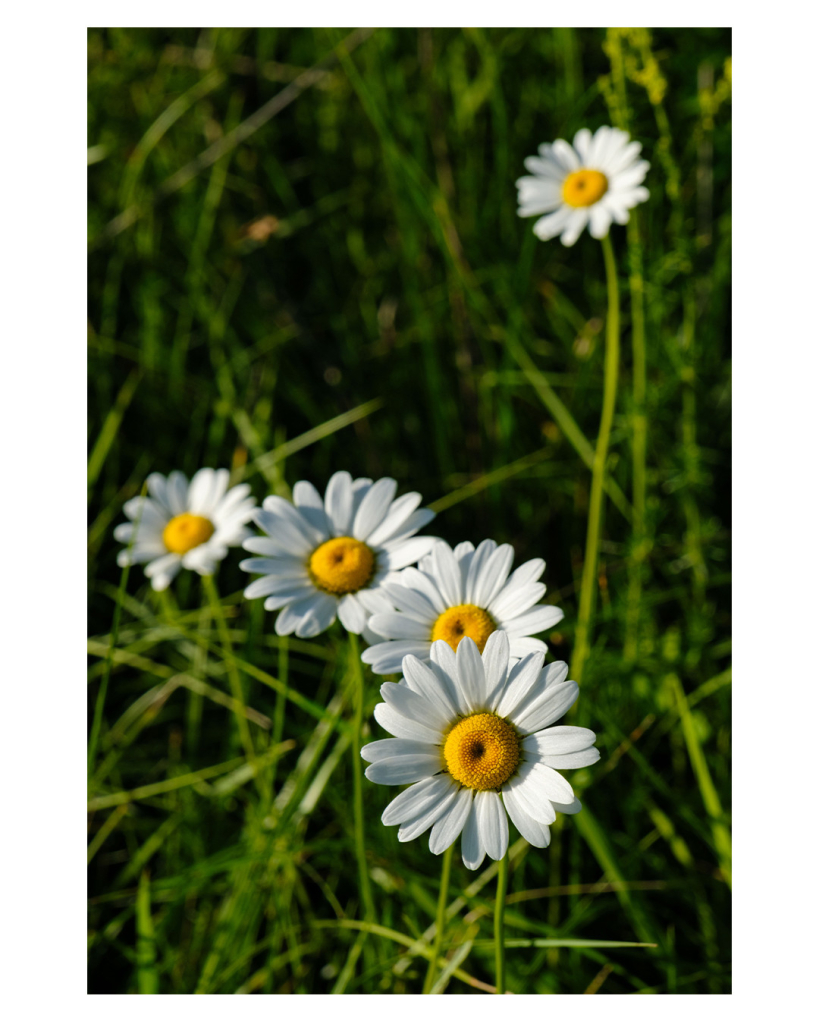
top-left (348, 632), bottom-right (376, 939)
top-left (494, 850), bottom-right (509, 994)
top-left (423, 842), bottom-right (454, 993)
top-left (202, 574), bottom-right (256, 765)
top-left (571, 231), bottom-right (620, 686)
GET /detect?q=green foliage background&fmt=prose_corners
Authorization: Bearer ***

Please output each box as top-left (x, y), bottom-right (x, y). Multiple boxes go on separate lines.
top-left (87, 27), bottom-right (731, 994)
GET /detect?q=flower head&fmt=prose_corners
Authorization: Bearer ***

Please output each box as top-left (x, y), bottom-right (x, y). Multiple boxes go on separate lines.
top-left (516, 126), bottom-right (649, 246)
top-left (241, 471), bottom-right (437, 639)
top-left (362, 632), bottom-right (598, 868)
top-left (115, 469), bottom-right (257, 591)
top-left (361, 539), bottom-right (563, 675)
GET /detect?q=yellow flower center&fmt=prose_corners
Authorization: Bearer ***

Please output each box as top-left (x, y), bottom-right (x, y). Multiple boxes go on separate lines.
top-left (562, 169), bottom-right (608, 208)
top-left (308, 536), bottom-right (375, 594)
top-left (444, 713), bottom-right (521, 791)
top-left (162, 513), bottom-right (215, 554)
top-left (431, 603), bottom-right (496, 653)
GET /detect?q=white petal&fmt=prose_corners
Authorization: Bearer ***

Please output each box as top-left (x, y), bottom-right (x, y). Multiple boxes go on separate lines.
top-left (573, 127), bottom-right (592, 162)
top-left (475, 790), bottom-right (509, 862)
top-left (384, 536), bottom-right (438, 571)
top-left (381, 680), bottom-right (449, 732)
top-left (365, 755), bottom-right (442, 786)
top-left (146, 472), bottom-right (171, 512)
top-left (383, 583), bottom-right (437, 623)
top-left (495, 651), bottom-right (546, 719)
top-left (144, 552), bottom-right (181, 579)
top-left (431, 542), bottom-right (463, 607)
top-left (381, 775), bottom-right (452, 826)
top-left (519, 761), bottom-right (575, 804)
top-left (429, 788), bottom-right (474, 854)
top-left (491, 582), bottom-right (547, 622)
top-left (509, 637), bottom-right (548, 659)
top-left (253, 508), bottom-right (314, 557)
top-left (482, 630), bottom-right (511, 711)
top-left (353, 477), bottom-right (397, 541)
top-left (165, 471), bottom-right (189, 515)
top-left (455, 636), bottom-right (486, 713)
top-left (560, 208), bottom-right (590, 247)
top-left (551, 138), bottom-right (580, 171)
top-left (553, 797), bottom-right (583, 815)
top-left (522, 725), bottom-right (597, 756)
top-left (357, 588), bottom-right (395, 615)
top-left (362, 640), bottom-right (432, 675)
top-left (529, 748), bottom-right (600, 770)
top-left (373, 703), bottom-right (441, 744)
top-left (512, 677), bottom-right (579, 734)
top-left (366, 492), bottom-right (422, 547)
top-left (403, 655), bottom-right (459, 721)
top-left (324, 471), bottom-right (354, 534)
top-left (503, 604), bottom-right (564, 637)
top-left (605, 139), bottom-right (642, 176)
top-left (187, 468), bottom-right (215, 515)
top-left (502, 785), bottom-right (552, 847)
top-left (274, 594), bottom-right (330, 637)
top-left (244, 574), bottom-right (310, 600)
top-left (464, 539), bottom-right (497, 605)
top-left (505, 762), bottom-right (556, 824)
top-left (475, 544), bottom-right (514, 608)
top-left (293, 480), bottom-right (330, 536)
top-left (337, 593), bottom-right (368, 633)
top-left (394, 567), bottom-right (446, 613)
top-left (361, 738), bottom-right (440, 763)
top-left (533, 206), bottom-right (571, 241)
top-left (589, 203), bottom-right (613, 239)
top-left (263, 585), bottom-right (315, 611)
top-left (379, 508), bottom-right (436, 547)
top-left (239, 556), bottom-right (307, 578)
top-left (242, 535), bottom-right (292, 557)
top-left (461, 797), bottom-right (486, 870)
top-left (398, 779), bottom-right (459, 842)
top-left (368, 612), bottom-right (429, 641)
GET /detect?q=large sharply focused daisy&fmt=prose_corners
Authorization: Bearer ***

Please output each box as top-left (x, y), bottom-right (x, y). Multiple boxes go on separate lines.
top-left (516, 126), bottom-right (649, 246)
top-left (362, 632), bottom-right (598, 868)
top-left (240, 471), bottom-right (437, 638)
top-left (115, 469), bottom-right (257, 591)
top-left (361, 539), bottom-right (563, 675)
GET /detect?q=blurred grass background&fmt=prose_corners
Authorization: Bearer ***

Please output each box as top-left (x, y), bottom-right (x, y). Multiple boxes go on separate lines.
top-left (87, 26), bottom-right (731, 994)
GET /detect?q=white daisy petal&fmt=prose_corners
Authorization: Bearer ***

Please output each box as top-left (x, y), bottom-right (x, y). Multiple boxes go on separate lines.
top-left (589, 203), bottom-right (613, 239)
top-left (293, 480), bottom-right (330, 536)
top-left (553, 797), bottom-right (583, 815)
top-left (368, 613), bottom-right (429, 641)
top-left (475, 790), bottom-right (509, 862)
top-left (395, 567), bottom-right (447, 613)
top-left (337, 593), bottom-right (368, 633)
top-left (461, 798), bottom-right (486, 870)
top-left (403, 655), bottom-right (459, 721)
top-left (263, 586), bottom-right (315, 611)
top-left (146, 472), bottom-right (171, 512)
top-left (431, 542), bottom-right (464, 607)
top-left (522, 725), bottom-right (597, 756)
top-left (373, 702), bottom-right (441, 744)
top-left (381, 775), bottom-right (452, 826)
top-left (379, 508), bottom-right (436, 547)
top-left (324, 471), bottom-right (354, 534)
top-left (464, 539), bottom-right (497, 605)
top-left (482, 629), bottom-right (511, 710)
top-left (551, 138), bottom-right (580, 171)
top-left (292, 593), bottom-right (338, 638)
top-left (505, 762), bottom-right (556, 825)
top-left (165, 471), bottom-right (188, 515)
top-left (495, 651), bottom-right (546, 719)
top-left (503, 604), bottom-right (564, 637)
top-left (361, 738), bottom-right (440, 763)
top-left (381, 680), bottom-right (450, 732)
top-left (365, 755), bottom-right (443, 786)
top-left (509, 637), bottom-right (548, 659)
top-left (274, 594), bottom-right (325, 637)
top-left (362, 641), bottom-right (431, 675)
top-left (455, 637), bottom-right (486, 713)
top-left (533, 206), bottom-right (572, 241)
top-left (491, 582), bottom-right (547, 621)
top-left (475, 544), bottom-right (514, 608)
top-left (502, 785), bottom-right (552, 847)
top-left (383, 583), bottom-right (437, 623)
top-left (560, 208), bottom-right (590, 247)
top-left (253, 509), bottom-right (314, 557)
top-left (527, 748), bottom-right (600, 770)
top-left (384, 536), bottom-right (438, 570)
top-left (398, 779), bottom-right (459, 842)
top-left (573, 127), bottom-right (592, 162)
top-left (513, 678), bottom-right (579, 734)
top-left (353, 477), bottom-right (397, 541)
top-left (429, 787), bottom-right (474, 854)
top-left (366, 492), bottom-right (422, 547)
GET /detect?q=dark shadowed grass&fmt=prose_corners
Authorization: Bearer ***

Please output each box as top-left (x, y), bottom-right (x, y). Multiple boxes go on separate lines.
top-left (88, 26), bottom-right (731, 994)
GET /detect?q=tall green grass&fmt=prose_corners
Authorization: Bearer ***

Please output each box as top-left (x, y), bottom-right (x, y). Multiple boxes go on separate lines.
top-left (88, 27), bottom-right (731, 994)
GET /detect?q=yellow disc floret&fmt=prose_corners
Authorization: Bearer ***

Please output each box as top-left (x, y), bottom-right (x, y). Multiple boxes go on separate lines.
top-left (444, 713), bottom-right (520, 791)
top-left (431, 604), bottom-right (495, 653)
top-left (562, 169), bottom-right (608, 208)
top-left (309, 536), bottom-right (375, 595)
top-left (162, 513), bottom-right (215, 554)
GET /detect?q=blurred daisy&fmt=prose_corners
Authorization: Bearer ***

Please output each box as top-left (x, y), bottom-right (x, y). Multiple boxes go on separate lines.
top-left (361, 539), bottom-right (563, 675)
top-left (115, 469), bottom-right (256, 591)
top-left (516, 126), bottom-right (649, 246)
top-left (240, 471), bottom-right (436, 639)
top-left (362, 632), bottom-right (598, 868)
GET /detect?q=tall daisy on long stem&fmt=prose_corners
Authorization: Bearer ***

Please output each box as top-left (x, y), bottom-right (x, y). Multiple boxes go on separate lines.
top-left (362, 631), bottom-right (598, 993)
top-left (241, 470), bottom-right (437, 975)
top-left (517, 126), bottom-right (649, 682)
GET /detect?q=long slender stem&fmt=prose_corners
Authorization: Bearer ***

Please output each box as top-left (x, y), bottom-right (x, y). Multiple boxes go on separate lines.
top-left (494, 851), bottom-right (509, 994)
top-left (423, 843), bottom-right (454, 993)
top-left (571, 232), bottom-right (620, 685)
top-left (348, 632), bottom-right (376, 933)
top-left (202, 574), bottom-right (256, 764)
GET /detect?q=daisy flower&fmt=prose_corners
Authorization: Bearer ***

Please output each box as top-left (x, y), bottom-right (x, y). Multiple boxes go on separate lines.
top-left (361, 538), bottom-right (563, 675)
top-left (240, 471), bottom-right (437, 639)
top-left (362, 632), bottom-right (598, 868)
top-left (516, 125), bottom-right (650, 246)
top-left (115, 469), bottom-right (257, 591)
